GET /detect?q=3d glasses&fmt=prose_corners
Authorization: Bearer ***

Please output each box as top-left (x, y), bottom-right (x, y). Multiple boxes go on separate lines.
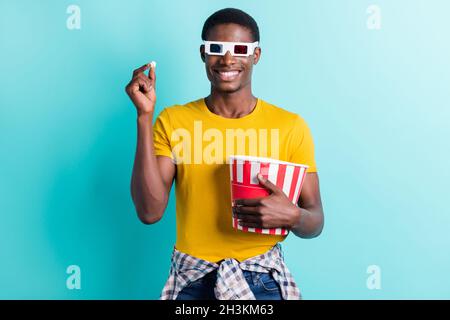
top-left (203, 41), bottom-right (259, 57)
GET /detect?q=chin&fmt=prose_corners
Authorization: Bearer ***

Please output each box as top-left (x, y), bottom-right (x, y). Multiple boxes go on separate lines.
top-left (215, 83), bottom-right (241, 93)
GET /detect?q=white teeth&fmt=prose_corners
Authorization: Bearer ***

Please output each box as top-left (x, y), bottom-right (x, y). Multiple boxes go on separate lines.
top-left (218, 71), bottom-right (239, 78)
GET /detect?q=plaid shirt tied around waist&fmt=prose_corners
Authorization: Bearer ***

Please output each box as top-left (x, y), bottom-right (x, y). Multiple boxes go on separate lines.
top-left (160, 243), bottom-right (301, 300)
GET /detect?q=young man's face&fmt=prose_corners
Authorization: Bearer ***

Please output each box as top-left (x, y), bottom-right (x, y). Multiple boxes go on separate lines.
top-left (200, 23), bottom-right (261, 94)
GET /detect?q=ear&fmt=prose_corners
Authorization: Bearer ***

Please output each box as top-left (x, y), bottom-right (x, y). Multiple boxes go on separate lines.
top-left (200, 44), bottom-right (206, 63)
top-left (252, 46), bottom-right (261, 65)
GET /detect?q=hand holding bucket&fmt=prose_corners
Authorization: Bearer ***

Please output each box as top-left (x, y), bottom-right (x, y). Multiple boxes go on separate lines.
top-left (229, 155), bottom-right (309, 235)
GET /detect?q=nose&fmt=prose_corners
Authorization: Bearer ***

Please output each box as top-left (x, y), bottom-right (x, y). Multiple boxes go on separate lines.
top-left (221, 51), bottom-right (234, 64)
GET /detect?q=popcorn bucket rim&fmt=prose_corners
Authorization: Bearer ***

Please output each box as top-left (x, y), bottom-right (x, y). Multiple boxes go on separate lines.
top-left (229, 154), bottom-right (309, 169)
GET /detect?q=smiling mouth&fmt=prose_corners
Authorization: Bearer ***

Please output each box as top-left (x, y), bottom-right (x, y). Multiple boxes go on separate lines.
top-left (214, 70), bottom-right (242, 81)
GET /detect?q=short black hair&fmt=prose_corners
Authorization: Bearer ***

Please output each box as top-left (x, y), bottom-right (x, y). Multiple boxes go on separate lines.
top-left (201, 8), bottom-right (260, 42)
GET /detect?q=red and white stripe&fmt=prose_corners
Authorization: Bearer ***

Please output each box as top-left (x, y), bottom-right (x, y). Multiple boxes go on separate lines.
top-left (230, 157), bottom-right (308, 236)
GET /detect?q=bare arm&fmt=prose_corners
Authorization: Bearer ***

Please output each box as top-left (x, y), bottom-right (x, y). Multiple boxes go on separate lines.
top-left (290, 172), bottom-right (324, 238)
top-left (126, 62), bottom-right (176, 224)
top-left (130, 114), bottom-right (175, 224)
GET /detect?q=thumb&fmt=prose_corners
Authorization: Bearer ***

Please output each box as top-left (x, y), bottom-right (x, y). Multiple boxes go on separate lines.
top-left (148, 61), bottom-right (156, 86)
top-left (257, 173), bottom-right (281, 194)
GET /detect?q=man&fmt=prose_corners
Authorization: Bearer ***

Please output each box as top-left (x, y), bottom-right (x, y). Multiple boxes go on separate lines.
top-left (126, 8), bottom-right (324, 300)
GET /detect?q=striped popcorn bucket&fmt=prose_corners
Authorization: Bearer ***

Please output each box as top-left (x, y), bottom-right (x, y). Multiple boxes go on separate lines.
top-left (229, 155), bottom-right (309, 235)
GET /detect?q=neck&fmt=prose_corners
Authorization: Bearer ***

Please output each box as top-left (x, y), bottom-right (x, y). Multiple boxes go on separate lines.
top-left (205, 85), bottom-right (257, 119)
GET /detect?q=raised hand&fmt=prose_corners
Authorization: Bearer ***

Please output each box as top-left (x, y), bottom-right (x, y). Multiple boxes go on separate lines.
top-left (125, 61), bottom-right (157, 116)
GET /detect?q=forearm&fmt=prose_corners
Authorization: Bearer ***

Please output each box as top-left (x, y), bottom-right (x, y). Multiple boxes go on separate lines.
top-left (289, 206), bottom-right (324, 239)
top-left (131, 113), bottom-right (168, 223)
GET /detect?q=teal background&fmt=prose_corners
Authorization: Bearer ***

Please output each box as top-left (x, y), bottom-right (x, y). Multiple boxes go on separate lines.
top-left (1, 0), bottom-right (450, 299)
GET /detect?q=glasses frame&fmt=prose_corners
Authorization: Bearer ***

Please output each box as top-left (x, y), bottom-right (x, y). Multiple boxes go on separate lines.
top-left (203, 41), bottom-right (260, 57)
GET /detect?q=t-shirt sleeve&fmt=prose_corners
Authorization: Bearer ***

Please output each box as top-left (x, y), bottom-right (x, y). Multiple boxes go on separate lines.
top-left (152, 108), bottom-right (174, 159)
top-left (288, 115), bottom-right (318, 173)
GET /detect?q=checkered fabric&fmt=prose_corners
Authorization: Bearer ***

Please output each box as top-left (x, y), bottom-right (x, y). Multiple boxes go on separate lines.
top-left (160, 243), bottom-right (301, 300)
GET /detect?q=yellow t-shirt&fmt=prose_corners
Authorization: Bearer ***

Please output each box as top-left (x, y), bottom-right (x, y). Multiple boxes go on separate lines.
top-left (152, 97), bottom-right (317, 262)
